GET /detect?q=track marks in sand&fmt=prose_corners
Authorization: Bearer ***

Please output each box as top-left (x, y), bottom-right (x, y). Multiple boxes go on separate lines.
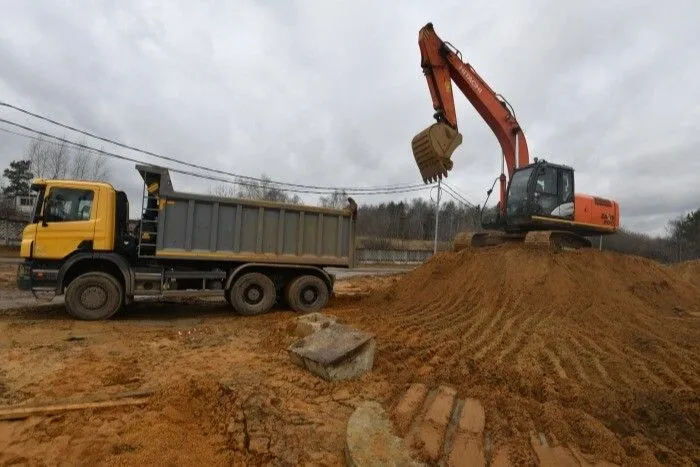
top-left (472, 306), bottom-right (523, 362)
top-left (541, 348), bottom-right (568, 380)
top-left (494, 312), bottom-right (540, 365)
top-left (568, 336), bottom-right (611, 386)
top-left (468, 299), bottom-right (515, 360)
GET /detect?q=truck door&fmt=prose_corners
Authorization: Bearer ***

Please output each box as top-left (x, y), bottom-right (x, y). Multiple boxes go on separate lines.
top-left (34, 187), bottom-right (97, 259)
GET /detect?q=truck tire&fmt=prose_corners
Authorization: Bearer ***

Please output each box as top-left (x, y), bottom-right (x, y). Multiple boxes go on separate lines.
top-left (64, 272), bottom-right (124, 321)
top-left (284, 275), bottom-right (329, 314)
top-left (228, 272), bottom-right (276, 316)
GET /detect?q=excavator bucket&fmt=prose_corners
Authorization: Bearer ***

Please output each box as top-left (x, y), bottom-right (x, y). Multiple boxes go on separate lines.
top-left (411, 122), bottom-right (463, 183)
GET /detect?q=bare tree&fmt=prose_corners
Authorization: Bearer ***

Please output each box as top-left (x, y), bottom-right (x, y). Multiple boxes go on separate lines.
top-left (25, 136), bottom-right (111, 182)
top-left (319, 189), bottom-right (349, 209)
top-left (210, 184), bottom-right (238, 198)
top-left (70, 144), bottom-right (109, 181)
top-left (236, 176), bottom-right (301, 204)
top-left (209, 178), bottom-right (301, 204)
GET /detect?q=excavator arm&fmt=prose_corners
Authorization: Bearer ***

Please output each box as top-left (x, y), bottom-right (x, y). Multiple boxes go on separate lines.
top-left (411, 23), bottom-right (530, 215)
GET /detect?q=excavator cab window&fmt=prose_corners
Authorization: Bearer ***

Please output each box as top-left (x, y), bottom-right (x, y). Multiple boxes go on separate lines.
top-left (532, 166), bottom-right (559, 215)
top-left (532, 164), bottom-right (574, 219)
top-left (505, 167), bottom-right (533, 217)
top-left (506, 163), bottom-right (575, 221)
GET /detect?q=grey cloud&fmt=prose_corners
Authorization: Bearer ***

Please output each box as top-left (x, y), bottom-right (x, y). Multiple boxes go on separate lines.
top-left (1, 0), bottom-right (698, 234)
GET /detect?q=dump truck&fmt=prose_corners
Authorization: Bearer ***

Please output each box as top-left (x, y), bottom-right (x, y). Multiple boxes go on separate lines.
top-left (16, 164), bottom-right (357, 320)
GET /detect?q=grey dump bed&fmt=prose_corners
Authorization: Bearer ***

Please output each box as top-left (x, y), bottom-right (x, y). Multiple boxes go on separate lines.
top-left (135, 165), bottom-right (357, 268)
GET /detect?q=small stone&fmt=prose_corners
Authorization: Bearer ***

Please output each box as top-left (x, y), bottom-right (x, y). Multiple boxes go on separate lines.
top-left (345, 401), bottom-right (426, 467)
top-left (457, 398), bottom-right (485, 434)
top-left (448, 436), bottom-right (486, 467)
top-left (393, 383), bottom-right (428, 436)
top-left (232, 432), bottom-right (246, 451)
top-left (332, 389), bottom-right (352, 401)
top-left (248, 436), bottom-right (270, 454)
top-left (226, 420), bottom-right (243, 434)
top-left (288, 312), bottom-right (340, 338)
top-left (414, 386), bottom-right (457, 462)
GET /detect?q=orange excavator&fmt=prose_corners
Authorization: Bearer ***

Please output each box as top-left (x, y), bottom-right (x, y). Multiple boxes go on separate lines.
top-left (411, 23), bottom-right (620, 250)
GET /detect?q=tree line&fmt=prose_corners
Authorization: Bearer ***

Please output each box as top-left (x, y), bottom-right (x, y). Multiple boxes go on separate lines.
top-left (219, 181), bottom-right (700, 262)
top-left (2, 138), bottom-right (698, 262)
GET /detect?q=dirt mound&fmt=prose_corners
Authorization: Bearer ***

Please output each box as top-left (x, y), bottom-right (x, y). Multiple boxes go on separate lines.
top-left (672, 259), bottom-right (700, 289)
top-left (335, 245), bottom-right (700, 464)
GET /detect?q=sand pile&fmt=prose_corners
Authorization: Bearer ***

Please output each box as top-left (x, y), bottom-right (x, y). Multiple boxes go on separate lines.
top-left (673, 259), bottom-right (700, 289)
top-left (336, 245), bottom-right (700, 464)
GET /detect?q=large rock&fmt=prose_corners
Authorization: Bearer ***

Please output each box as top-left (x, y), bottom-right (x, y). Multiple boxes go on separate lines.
top-left (345, 401), bottom-right (425, 467)
top-left (287, 323), bottom-right (375, 381)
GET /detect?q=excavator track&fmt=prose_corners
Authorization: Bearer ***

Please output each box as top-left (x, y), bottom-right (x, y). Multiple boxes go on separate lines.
top-left (453, 230), bottom-right (526, 252)
top-left (453, 230), bottom-right (591, 253)
top-left (524, 231), bottom-right (592, 251)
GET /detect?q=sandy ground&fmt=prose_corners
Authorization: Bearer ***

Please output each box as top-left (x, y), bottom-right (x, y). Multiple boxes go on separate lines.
top-left (0, 249), bottom-right (698, 466)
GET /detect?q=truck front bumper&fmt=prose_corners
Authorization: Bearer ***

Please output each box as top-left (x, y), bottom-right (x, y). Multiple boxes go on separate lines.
top-left (16, 262), bottom-right (59, 291)
top-left (16, 262), bottom-right (32, 290)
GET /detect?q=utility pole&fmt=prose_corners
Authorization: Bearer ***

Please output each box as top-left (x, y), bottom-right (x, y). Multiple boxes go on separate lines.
top-left (433, 179), bottom-right (441, 255)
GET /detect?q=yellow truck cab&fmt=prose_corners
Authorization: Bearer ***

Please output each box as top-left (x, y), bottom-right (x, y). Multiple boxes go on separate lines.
top-left (20, 179), bottom-right (120, 260)
top-left (17, 164), bottom-right (357, 321)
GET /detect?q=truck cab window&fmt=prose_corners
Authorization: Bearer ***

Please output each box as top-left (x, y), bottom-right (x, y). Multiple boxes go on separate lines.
top-left (44, 188), bottom-right (94, 222)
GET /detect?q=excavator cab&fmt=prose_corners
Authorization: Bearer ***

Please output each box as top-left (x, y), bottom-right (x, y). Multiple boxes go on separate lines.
top-left (411, 122), bottom-right (463, 182)
top-left (505, 160), bottom-right (575, 225)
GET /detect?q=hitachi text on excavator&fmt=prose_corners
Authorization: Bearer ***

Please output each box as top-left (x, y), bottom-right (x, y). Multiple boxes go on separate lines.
top-left (410, 23), bottom-right (620, 251)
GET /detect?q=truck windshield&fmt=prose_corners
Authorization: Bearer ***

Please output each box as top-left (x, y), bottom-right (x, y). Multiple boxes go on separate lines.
top-left (506, 167), bottom-right (533, 216)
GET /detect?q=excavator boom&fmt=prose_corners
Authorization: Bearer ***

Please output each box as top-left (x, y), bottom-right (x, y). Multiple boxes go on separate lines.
top-left (412, 23), bottom-right (529, 183)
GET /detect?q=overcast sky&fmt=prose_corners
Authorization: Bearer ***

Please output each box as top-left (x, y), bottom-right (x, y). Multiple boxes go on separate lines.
top-left (0, 0), bottom-right (698, 235)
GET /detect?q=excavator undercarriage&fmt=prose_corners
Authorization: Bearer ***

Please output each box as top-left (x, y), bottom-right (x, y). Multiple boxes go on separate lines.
top-left (453, 230), bottom-right (593, 253)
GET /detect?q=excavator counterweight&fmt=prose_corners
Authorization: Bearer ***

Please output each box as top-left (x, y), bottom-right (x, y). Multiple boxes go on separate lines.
top-left (411, 122), bottom-right (462, 183)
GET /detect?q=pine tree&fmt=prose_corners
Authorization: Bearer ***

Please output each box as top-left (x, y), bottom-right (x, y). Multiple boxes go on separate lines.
top-left (2, 160), bottom-right (34, 197)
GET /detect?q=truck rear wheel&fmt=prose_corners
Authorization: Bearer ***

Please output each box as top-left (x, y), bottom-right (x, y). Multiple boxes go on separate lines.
top-left (64, 272), bottom-right (124, 321)
top-left (284, 275), bottom-right (329, 314)
top-left (228, 272), bottom-right (276, 316)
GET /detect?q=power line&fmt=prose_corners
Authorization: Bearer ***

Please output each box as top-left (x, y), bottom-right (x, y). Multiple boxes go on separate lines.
top-left (0, 100), bottom-right (429, 193)
top-left (441, 186), bottom-right (471, 207)
top-left (0, 118), bottom-right (433, 197)
top-left (442, 181), bottom-right (475, 206)
top-left (442, 182), bottom-right (476, 207)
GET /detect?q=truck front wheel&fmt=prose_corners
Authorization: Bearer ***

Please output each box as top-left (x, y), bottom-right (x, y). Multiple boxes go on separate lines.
top-left (64, 272), bottom-right (124, 320)
top-left (228, 272), bottom-right (276, 316)
top-left (284, 275), bottom-right (329, 314)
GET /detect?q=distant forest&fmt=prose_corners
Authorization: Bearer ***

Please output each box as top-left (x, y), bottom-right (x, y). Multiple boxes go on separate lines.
top-left (352, 197), bottom-right (699, 264)
top-left (215, 177), bottom-right (699, 264)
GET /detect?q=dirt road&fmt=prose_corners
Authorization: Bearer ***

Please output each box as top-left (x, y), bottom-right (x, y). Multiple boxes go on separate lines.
top-left (0, 249), bottom-right (698, 466)
top-left (0, 263), bottom-right (414, 312)
top-left (0, 297), bottom-right (397, 465)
